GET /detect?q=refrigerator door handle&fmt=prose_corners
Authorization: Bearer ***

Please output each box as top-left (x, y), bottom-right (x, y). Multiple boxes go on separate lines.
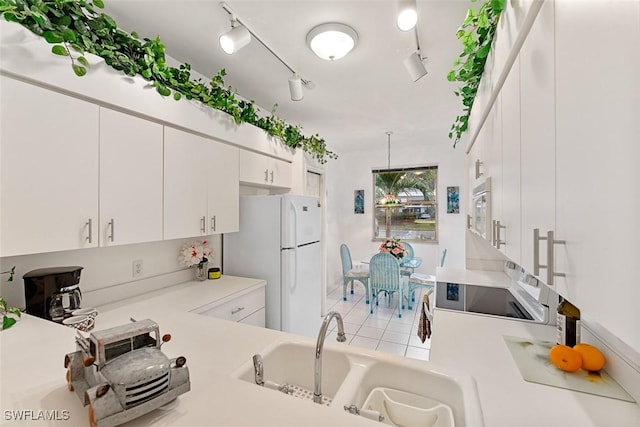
top-left (289, 199), bottom-right (298, 248)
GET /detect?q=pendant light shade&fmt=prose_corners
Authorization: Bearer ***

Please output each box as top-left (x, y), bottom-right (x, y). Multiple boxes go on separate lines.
top-left (288, 74), bottom-right (304, 101)
top-left (397, 0), bottom-right (418, 31)
top-left (404, 52), bottom-right (428, 82)
top-left (306, 23), bottom-right (358, 61)
top-left (219, 24), bottom-right (251, 54)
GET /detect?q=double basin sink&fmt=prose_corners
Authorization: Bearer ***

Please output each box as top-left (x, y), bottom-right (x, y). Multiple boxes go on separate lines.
top-left (232, 340), bottom-right (484, 426)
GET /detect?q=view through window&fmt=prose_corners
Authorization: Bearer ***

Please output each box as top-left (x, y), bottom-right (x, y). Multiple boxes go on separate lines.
top-left (373, 166), bottom-right (437, 242)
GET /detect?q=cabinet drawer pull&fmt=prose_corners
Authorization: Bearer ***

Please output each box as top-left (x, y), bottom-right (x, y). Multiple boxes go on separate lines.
top-left (264, 169), bottom-right (269, 182)
top-left (270, 170), bottom-right (274, 183)
top-left (231, 306), bottom-right (245, 315)
top-left (475, 159), bottom-right (483, 179)
top-left (211, 215), bottom-right (216, 232)
top-left (200, 216), bottom-right (206, 234)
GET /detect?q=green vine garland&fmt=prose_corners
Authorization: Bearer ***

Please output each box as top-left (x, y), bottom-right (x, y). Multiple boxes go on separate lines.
top-left (447, 0), bottom-right (505, 147)
top-left (0, 0), bottom-right (337, 163)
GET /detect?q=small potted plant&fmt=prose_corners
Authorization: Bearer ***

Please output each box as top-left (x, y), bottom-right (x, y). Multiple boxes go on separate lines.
top-left (178, 241), bottom-right (213, 281)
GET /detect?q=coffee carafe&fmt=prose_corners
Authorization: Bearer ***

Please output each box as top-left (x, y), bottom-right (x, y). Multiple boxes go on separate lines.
top-left (23, 266), bottom-right (83, 321)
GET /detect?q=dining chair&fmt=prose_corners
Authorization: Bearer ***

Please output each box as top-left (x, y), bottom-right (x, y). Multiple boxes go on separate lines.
top-left (340, 244), bottom-right (370, 304)
top-left (369, 252), bottom-right (404, 318)
top-left (407, 248), bottom-right (447, 310)
top-left (400, 242), bottom-right (422, 277)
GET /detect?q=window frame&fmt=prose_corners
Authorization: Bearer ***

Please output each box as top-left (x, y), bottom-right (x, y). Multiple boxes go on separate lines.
top-left (371, 165), bottom-right (438, 243)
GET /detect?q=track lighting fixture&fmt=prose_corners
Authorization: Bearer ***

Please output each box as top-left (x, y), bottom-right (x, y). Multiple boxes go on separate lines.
top-left (403, 25), bottom-right (428, 82)
top-left (219, 22), bottom-right (251, 54)
top-left (397, 0), bottom-right (418, 32)
top-left (219, 2), bottom-right (313, 101)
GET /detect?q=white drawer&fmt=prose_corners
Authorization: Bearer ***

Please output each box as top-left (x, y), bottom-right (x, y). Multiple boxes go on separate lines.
top-left (197, 287), bottom-right (265, 323)
top-left (239, 307), bottom-right (265, 327)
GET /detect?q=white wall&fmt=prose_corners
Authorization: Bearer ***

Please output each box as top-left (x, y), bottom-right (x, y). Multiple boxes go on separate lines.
top-left (0, 236), bottom-right (222, 310)
top-left (325, 142), bottom-right (466, 288)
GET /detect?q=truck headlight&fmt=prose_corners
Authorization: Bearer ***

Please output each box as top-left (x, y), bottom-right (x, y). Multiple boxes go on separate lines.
top-left (175, 356), bottom-right (187, 368)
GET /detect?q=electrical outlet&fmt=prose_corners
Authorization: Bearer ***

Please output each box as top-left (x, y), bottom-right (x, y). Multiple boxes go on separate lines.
top-left (132, 260), bottom-right (143, 278)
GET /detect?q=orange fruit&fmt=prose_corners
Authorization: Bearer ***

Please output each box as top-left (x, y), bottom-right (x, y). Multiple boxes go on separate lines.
top-left (549, 344), bottom-right (582, 372)
top-left (573, 343), bottom-right (606, 372)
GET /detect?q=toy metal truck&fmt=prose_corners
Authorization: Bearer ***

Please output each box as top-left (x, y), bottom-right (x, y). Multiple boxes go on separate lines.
top-left (64, 318), bottom-right (190, 427)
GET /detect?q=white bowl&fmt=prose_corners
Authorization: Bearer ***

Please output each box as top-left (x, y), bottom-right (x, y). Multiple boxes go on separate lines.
top-left (71, 308), bottom-right (98, 319)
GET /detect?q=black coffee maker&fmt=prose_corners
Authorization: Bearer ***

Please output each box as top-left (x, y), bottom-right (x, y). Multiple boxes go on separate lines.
top-left (23, 266), bottom-right (83, 322)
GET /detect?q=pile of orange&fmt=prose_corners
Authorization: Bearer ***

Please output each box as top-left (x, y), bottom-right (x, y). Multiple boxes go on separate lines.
top-left (549, 343), bottom-right (606, 373)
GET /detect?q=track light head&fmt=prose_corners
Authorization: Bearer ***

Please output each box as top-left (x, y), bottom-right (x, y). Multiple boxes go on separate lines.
top-left (288, 74), bottom-right (304, 101)
top-left (404, 51), bottom-right (428, 82)
top-left (397, 0), bottom-right (418, 32)
top-left (219, 23), bottom-right (251, 54)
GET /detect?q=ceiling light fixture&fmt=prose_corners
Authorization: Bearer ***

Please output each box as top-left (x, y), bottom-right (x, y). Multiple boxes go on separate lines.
top-left (397, 0), bottom-right (418, 32)
top-left (404, 26), bottom-right (428, 82)
top-left (219, 2), bottom-right (313, 101)
top-left (306, 23), bottom-right (358, 61)
top-left (219, 21), bottom-right (251, 54)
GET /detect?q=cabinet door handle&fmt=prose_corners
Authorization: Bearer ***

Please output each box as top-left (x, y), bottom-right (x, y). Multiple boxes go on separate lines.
top-left (108, 218), bottom-right (115, 242)
top-left (545, 230), bottom-right (566, 286)
top-left (231, 306), bottom-right (245, 315)
top-left (494, 220), bottom-right (505, 249)
top-left (467, 214), bottom-right (472, 229)
top-left (270, 170), bottom-right (274, 183)
top-left (86, 218), bottom-right (93, 243)
top-left (475, 159), bottom-right (483, 179)
top-left (210, 215), bottom-right (216, 232)
top-left (534, 229), bottom-right (566, 285)
top-left (264, 169), bottom-right (269, 182)
top-left (200, 216), bottom-right (206, 234)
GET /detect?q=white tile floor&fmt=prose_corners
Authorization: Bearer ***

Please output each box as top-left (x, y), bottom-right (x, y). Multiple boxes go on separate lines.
top-left (325, 283), bottom-right (432, 361)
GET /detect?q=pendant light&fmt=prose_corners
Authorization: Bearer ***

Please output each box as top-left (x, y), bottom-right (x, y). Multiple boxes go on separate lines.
top-left (379, 131), bottom-right (400, 205)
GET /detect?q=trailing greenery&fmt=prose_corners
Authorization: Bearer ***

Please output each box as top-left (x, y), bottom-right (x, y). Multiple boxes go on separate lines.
top-left (0, 0), bottom-right (337, 163)
top-left (1, 266), bottom-right (20, 331)
top-left (447, 0), bottom-right (505, 147)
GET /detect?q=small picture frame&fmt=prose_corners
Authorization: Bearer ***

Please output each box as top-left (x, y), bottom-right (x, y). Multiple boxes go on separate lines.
top-left (447, 186), bottom-right (460, 214)
top-left (354, 189), bottom-right (364, 214)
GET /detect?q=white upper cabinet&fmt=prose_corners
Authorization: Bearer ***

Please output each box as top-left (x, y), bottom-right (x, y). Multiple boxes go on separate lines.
top-left (518, 0), bottom-right (556, 279)
top-left (0, 76), bottom-right (99, 256)
top-left (164, 127), bottom-right (240, 240)
top-left (499, 57), bottom-right (522, 264)
top-left (208, 143), bottom-right (239, 234)
top-left (554, 0), bottom-right (640, 350)
top-left (164, 127), bottom-right (212, 240)
top-left (239, 149), bottom-right (292, 189)
top-left (99, 108), bottom-right (163, 246)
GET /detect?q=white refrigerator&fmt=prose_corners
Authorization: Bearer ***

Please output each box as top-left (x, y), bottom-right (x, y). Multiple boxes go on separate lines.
top-left (223, 195), bottom-right (324, 337)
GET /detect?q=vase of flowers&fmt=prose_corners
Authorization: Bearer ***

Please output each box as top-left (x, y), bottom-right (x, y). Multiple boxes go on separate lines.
top-left (179, 240), bottom-right (213, 281)
top-left (379, 237), bottom-right (407, 259)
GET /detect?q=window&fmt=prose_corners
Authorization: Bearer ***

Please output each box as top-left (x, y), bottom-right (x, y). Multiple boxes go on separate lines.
top-left (373, 166), bottom-right (437, 242)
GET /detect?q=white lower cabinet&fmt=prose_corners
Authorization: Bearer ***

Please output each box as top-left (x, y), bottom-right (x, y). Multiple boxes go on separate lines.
top-left (194, 286), bottom-right (265, 326)
top-left (0, 76), bottom-right (99, 256)
top-left (239, 149), bottom-right (292, 189)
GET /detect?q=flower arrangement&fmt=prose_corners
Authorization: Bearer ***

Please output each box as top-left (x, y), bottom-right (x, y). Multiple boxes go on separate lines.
top-left (379, 238), bottom-right (408, 259)
top-left (178, 240), bottom-right (213, 267)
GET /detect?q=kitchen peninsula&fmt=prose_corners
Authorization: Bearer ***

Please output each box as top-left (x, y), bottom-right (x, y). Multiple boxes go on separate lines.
top-left (2, 275), bottom-right (639, 426)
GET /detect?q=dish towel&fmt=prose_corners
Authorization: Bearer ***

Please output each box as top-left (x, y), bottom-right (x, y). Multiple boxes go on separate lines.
top-left (417, 293), bottom-right (432, 343)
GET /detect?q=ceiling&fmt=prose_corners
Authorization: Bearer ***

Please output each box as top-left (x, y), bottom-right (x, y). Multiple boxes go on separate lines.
top-left (102, 0), bottom-right (469, 154)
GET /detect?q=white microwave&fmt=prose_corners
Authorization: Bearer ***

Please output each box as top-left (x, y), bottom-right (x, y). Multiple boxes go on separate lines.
top-left (470, 177), bottom-right (491, 241)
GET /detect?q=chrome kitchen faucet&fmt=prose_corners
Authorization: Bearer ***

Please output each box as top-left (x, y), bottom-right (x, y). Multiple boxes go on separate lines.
top-left (313, 311), bottom-right (347, 404)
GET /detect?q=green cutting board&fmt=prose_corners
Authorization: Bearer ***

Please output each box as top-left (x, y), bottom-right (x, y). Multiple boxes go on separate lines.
top-left (503, 335), bottom-right (635, 402)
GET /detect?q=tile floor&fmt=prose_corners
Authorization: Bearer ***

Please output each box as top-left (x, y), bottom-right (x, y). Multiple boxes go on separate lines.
top-left (325, 283), bottom-right (432, 361)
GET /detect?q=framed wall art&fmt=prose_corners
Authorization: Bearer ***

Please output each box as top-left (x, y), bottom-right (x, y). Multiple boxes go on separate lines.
top-left (354, 189), bottom-right (364, 214)
top-left (447, 186), bottom-right (460, 214)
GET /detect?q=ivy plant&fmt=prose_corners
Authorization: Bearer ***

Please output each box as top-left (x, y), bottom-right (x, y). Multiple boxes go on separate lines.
top-left (447, 0), bottom-right (505, 147)
top-left (0, 0), bottom-right (337, 163)
top-left (0, 266), bottom-right (20, 330)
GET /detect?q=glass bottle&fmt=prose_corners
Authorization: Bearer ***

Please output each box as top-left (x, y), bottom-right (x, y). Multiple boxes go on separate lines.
top-left (556, 297), bottom-right (580, 347)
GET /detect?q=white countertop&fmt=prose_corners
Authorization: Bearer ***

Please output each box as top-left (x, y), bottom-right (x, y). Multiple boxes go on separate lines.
top-left (2, 273), bottom-right (639, 426)
top-left (430, 302), bottom-right (640, 427)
